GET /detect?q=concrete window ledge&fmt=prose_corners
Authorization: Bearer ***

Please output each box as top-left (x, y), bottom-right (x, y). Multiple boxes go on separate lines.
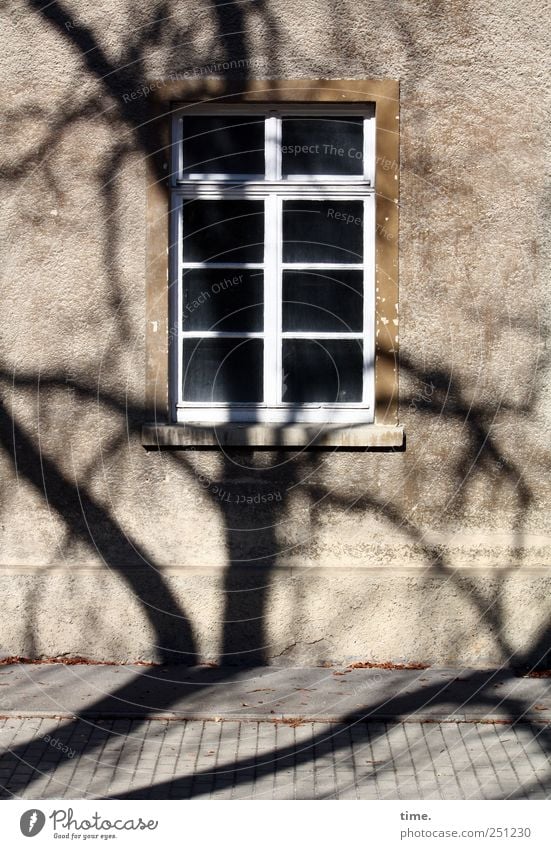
top-left (141, 423), bottom-right (405, 449)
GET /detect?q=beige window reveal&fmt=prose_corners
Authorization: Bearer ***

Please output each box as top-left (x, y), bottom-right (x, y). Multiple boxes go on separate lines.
top-left (142, 80), bottom-right (401, 448)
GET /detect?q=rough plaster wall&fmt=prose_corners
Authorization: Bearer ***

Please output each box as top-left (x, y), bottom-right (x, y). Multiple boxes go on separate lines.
top-left (0, 0), bottom-right (550, 663)
top-left (1, 568), bottom-right (550, 667)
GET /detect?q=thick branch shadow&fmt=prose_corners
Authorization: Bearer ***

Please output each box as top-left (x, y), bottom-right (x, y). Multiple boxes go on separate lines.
top-left (0, 395), bottom-right (196, 662)
top-left (106, 668), bottom-right (551, 799)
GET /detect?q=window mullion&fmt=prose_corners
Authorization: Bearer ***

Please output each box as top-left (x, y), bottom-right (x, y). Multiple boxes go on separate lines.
top-left (276, 115), bottom-right (282, 180)
top-left (264, 193), bottom-right (279, 406)
top-left (363, 193), bottom-right (376, 411)
top-left (275, 195), bottom-right (282, 403)
top-left (264, 115), bottom-right (281, 408)
top-left (172, 195), bottom-right (183, 414)
top-left (265, 115), bottom-right (278, 180)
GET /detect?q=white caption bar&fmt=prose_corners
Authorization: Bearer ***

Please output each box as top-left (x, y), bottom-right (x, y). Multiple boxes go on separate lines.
top-left (2, 800), bottom-right (549, 848)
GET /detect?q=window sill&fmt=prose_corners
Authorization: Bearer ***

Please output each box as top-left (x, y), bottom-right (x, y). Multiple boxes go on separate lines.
top-left (141, 422), bottom-right (404, 449)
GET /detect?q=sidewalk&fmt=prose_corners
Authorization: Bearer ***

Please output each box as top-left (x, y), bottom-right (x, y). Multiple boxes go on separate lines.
top-left (0, 664), bottom-right (550, 799)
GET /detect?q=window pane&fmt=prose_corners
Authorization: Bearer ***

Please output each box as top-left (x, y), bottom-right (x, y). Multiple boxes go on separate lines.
top-left (282, 270), bottom-right (363, 332)
top-left (282, 200), bottom-right (363, 264)
top-left (183, 270), bottom-right (263, 332)
top-left (182, 116), bottom-right (265, 175)
top-left (282, 339), bottom-right (363, 403)
top-left (183, 200), bottom-right (264, 263)
top-left (183, 338), bottom-right (263, 403)
top-left (282, 117), bottom-right (363, 176)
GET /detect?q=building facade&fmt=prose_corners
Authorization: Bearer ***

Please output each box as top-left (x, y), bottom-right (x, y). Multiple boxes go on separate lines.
top-left (1, 0), bottom-right (550, 667)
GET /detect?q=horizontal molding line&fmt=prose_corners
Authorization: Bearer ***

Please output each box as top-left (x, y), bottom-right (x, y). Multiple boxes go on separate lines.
top-left (2, 565), bottom-right (551, 575)
top-left (178, 176), bottom-right (372, 184)
top-left (173, 184), bottom-right (374, 197)
top-left (182, 262), bottom-right (264, 269)
top-left (180, 263), bottom-right (364, 270)
top-left (180, 332), bottom-right (364, 338)
top-left (172, 104), bottom-right (377, 117)
top-left (181, 331), bottom-right (264, 338)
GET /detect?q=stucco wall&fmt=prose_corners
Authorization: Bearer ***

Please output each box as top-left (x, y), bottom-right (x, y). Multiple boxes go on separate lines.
top-left (1, 0), bottom-right (550, 665)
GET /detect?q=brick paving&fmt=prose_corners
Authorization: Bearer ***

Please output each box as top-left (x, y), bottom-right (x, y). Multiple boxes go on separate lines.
top-left (0, 716), bottom-right (550, 800)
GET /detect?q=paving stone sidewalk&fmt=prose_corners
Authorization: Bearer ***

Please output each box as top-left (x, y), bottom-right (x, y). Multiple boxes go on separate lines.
top-left (1, 716), bottom-right (550, 800)
top-left (0, 664), bottom-right (550, 800)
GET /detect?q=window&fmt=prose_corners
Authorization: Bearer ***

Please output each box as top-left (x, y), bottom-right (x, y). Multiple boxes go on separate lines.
top-left (169, 105), bottom-right (376, 424)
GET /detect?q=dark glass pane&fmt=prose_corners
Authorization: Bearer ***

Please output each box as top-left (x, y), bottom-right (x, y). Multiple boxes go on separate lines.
top-left (182, 116), bottom-right (265, 175)
top-left (282, 117), bottom-right (363, 176)
top-left (282, 270), bottom-right (363, 332)
top-left (183, 269), bottom-right (263, 332)
top-left (183, 338), bottom-right (263, 402)
top-left (282, 339), bottom-right (363, 403)
top-left (282, 200), bottom-right (363, 264)
top-left (183, 200), bottom-right (264, 263)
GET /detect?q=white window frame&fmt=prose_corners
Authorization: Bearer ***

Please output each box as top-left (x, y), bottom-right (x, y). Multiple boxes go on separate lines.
top-left (169, 104), bottom-right (376, 424)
